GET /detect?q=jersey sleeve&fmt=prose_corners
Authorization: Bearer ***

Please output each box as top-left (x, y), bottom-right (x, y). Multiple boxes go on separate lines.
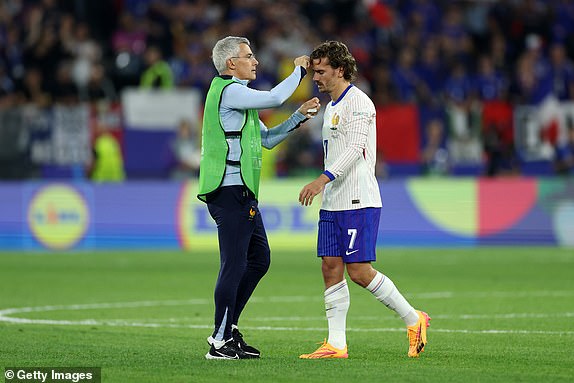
top-left (221, 67), bottom-right (306, 110)
top-left (260, 111), bottom-right (307, 149)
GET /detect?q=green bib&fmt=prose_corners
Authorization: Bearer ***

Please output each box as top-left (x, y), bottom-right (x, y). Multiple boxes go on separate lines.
top-left (197, 77), bottom-right (261, 202)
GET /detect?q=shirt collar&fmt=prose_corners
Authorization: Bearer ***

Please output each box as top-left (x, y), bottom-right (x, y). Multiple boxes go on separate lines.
top-left (219, 75), bottom-right (249, 86)
top-left (332, 84), bottom-right (354, 106)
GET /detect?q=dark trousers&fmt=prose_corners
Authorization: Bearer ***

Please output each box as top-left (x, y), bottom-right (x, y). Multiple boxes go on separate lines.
top-left (206, 186), bottom-right (270, 341)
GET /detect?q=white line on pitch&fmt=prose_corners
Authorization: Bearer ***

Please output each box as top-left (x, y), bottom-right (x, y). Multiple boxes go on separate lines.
top-left (1, 292), bottom-right (574, 337)
top-left (126, 311), bottom-right (574, 323)
top-left (0, 317), bottom-right (572, 336)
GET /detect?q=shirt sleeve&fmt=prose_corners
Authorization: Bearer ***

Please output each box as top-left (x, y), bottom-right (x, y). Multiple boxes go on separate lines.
top-left (221, 67), bottom-right (306, 110)
top-left (260, 111), bottom-right (307, 149)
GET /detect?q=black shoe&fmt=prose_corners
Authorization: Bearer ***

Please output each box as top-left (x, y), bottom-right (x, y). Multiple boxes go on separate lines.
top-left (232, 328), bottom-right (261, 357)
top-left (205, 339), bottom-right (257, 360)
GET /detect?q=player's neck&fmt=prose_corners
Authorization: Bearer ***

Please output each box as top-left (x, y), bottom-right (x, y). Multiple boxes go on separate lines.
top-left (330, 81), bottom-right (351, 102)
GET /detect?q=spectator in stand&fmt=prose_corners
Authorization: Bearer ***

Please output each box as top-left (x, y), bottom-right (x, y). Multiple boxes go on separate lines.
top-left (391, 46), bottom-right (425, 103)
top-left (90, 123), bottom-right (125, 183)
top-left (551, 1), bottom-right (574, 48)
top-left (169, 118), bottom-right (201, 180)
top-left (2, 24), bottom-right (25, 87)
top-left (415, 39), bottom-right (444, 105)
top-left (488, 32), bottom-right (513, 76)
top-left (548, 42), bottom-right (574, 101)
top-left (371, 64), bottom-right (397, 107)
top-left (483, 120), bottom-right (519, 177)
top-left (474, 54), bottom-right (508, 101)
top-left (111, 11), bottom-right (146, 88)
top-left (443, 61), bottom-right (474, 105)
top-left (53, 61), bottom-right (79, 104)
top-left (554, 119), bottom-right (574, 176)
top-left (139, 45), bottom-right (174, 89)
top-left (16, 67), bottom-right (51, 107)
top-left (183, 44), bottom-right (217, 94)
top-left (0, 64), bottom-right (16, 107)
top-left (404, 0), bottom-right (442, 35)
top-left (70, 22), bottom-right (102, 93)
top-left (510, 34), bottom-right (553, 105)
top-left (167, 37), bottom-right (192, 87)
top-left (439, 3), bottom-right (475, 68)
top-left (421, 118), bottom-right (449, 176)
top-left (22, 9), bottom-right (69, 96)
top-left (82, 63), bottom-right (117, 102)
top-left (444, 62), bottom-right (483, 165)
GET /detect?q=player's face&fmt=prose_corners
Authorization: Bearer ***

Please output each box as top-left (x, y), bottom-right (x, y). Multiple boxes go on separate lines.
top-left (229, 43), bottom-right (259, 81)
top-left (312, 57), bottom-right (343, 95)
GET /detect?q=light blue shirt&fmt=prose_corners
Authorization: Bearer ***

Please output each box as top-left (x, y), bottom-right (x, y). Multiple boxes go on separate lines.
top-left (219, 67), bottom-right (307, 186)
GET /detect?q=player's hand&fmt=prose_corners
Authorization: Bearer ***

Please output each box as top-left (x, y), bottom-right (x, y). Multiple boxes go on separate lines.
top-left (298, 97), bottom-right (321, 119)
top-left (299, 174), bottom-right (330, 206)
top-left (294, 55), bottom-right (310, 69)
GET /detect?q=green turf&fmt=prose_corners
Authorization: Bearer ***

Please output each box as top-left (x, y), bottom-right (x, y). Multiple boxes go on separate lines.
top-left (1, 247), bottom-right (573, 382)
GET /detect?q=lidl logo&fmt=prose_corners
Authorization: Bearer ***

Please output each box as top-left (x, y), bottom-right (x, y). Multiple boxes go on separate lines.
top-left (27, 184), bottom-right (90, 249)
top-left (176, 180), bottom-right (319, 251)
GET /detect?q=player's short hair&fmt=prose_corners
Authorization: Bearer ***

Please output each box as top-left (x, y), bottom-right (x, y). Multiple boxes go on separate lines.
top-left (310, 41), bottom-right (357, 82)
top-left (212, 36), bottom-right (250, 75)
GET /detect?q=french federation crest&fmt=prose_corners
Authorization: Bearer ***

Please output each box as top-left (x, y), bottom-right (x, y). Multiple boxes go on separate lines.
top-left (331, 113), bottom-right (340, 127)
top-left (330, 113), bottom-right (340, 138)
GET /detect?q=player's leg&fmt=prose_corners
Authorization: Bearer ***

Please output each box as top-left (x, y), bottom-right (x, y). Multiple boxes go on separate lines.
top-left (322, 256), bottom-right (348, 350)
top-left (346, 262), bottom-right (419, 325)
top-left (300, 256), bottom-right (349, 359)
top-left (300, 210), bottom-right (349, 359)
top-left (347, 262), bottom-right (430, 357)
top-left (342, 207), bottom-right (430, 357)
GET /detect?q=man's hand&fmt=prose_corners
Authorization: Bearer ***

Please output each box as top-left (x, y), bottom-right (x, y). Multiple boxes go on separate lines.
top-left (299, 174), bottom-right (331, 206)
top-left (298, 97), bottom-right (321, 118)
top-left (294, 55), bottom-right (310, 69)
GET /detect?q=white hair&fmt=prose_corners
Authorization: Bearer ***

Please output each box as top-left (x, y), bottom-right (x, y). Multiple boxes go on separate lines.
top-left (212, 36), bottom-right (250, 75)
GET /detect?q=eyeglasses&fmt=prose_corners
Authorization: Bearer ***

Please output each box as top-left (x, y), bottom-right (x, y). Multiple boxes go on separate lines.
top-left (230, 53), bottom-right (256, 61)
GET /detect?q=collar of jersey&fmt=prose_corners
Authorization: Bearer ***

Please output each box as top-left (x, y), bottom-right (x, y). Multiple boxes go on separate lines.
top-left (219, 75), bottom-right (249, 86)
top-left (331, 84), bottom-right (354, 106)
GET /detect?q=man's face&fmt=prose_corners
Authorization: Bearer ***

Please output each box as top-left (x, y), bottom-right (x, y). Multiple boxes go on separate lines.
top-left (312, 57), bottom-right (342, 94)
top-left (230, 43), bottom-right (258, 81)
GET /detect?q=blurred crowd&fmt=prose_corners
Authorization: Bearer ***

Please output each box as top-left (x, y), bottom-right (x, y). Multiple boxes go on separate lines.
top-left (1, 0), bottom-right (574, 179)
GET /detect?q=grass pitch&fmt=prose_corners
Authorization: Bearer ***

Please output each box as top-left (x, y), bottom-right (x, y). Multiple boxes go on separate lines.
top-left (1, 247), bottom-right (573, 382)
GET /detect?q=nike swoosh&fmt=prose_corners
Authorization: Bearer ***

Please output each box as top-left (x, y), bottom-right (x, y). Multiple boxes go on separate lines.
top-left (345, 249), bottom-right (359, 256)
top-left (316, 350), bottom-right (337, 357)
top-left (216, 350), bottom-right (239, 359)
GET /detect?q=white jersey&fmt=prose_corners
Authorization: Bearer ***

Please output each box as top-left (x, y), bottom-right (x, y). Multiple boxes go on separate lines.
top-left (321, 85), bottom-right (382, 211)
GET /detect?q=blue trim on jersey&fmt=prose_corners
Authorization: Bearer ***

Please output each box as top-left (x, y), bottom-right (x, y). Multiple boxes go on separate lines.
top-left (331, 84), bottom-right (354, 106)
top-left (323, 170), bottom-right (335, 181)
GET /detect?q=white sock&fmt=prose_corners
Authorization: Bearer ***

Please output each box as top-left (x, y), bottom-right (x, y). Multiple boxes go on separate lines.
top-left (208, 337), bottom-right (226, 349)
top-left (366, 271), bottom-right (419, 327)
top-left (324, 279), bottom-right (350, 349)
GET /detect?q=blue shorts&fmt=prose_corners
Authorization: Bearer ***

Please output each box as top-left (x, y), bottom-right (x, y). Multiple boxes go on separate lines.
top-left (317, 207), bottom-right (381, 263)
